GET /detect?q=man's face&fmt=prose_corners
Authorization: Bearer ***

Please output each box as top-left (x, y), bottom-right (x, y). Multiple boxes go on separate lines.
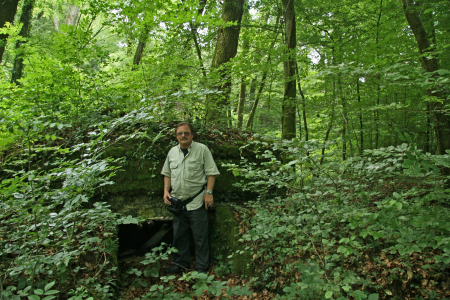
top-left (176, 124), bottom-right (193, 149)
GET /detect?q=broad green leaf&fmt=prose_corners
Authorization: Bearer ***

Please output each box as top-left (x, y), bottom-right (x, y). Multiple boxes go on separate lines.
top-left (368, 294), bottom-right (379, 300)
top-left (44, 281), bottom-right (56, 292)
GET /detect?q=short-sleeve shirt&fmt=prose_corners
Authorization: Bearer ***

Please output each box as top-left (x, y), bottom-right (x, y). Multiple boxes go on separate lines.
top-left (161, 141), bottom-right (220, 211)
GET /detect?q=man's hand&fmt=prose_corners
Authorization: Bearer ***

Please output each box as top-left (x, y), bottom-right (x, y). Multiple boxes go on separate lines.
top-left (203, 193), bottom-right (213, 210)
top-left (163, 191), bottom-right (172, 205)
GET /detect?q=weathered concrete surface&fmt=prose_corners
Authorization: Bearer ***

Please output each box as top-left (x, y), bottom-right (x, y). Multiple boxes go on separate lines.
top-left (210, 205), bottom-right (254, 276)
top-left (96, 130), bottom-right (253, 218)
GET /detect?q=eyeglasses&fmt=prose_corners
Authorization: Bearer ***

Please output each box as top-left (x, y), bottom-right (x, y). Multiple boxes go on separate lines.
top-left (176, 132), bottom-right (191, 136)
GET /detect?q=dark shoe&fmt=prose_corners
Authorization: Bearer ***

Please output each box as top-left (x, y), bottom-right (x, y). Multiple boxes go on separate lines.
top-left (165, 265), bottom-right (183, 274)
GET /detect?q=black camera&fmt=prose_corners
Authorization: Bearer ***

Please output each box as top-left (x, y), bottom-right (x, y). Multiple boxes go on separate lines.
top-left (167, 195), bottom-right (183, 215)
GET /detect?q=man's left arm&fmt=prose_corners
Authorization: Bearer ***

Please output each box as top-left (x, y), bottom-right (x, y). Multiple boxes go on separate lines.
top-left (203, 146), bottom-right (220, 210)
top-left (203, 175), bottom-right (216, 210)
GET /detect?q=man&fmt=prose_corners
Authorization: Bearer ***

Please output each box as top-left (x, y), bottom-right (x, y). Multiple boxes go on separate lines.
top-left (161, 122), bottom-right (220, 274)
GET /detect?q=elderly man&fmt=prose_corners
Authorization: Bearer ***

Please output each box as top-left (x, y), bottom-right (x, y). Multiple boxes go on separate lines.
top-left (161, 122), bottom-right (220, 274)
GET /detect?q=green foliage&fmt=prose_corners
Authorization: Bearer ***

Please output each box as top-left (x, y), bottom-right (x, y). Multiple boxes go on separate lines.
top-left (0, 114), bottom-right (147, 299)
top-left (226, 138), bottom-right (450, 298)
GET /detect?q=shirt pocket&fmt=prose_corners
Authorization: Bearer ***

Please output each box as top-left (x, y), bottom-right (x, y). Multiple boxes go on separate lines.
top-left (187, 161), bottom-right (204, 179)
top-left (169, 162), bottom-right (179, 177)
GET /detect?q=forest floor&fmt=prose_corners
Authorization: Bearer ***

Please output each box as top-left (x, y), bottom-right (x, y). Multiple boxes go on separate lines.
top-left (118, 257), bottom-right (276, 300)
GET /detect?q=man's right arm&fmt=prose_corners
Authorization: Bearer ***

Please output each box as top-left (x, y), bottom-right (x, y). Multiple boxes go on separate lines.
top-left (163, 176), bottom-right (172, 205)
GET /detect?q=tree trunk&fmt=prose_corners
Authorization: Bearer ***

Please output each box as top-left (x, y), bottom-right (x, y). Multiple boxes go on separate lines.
top-left (281, 0), bottom-right (296, 140)
top-left (189, 0), bottom-right (207, 78)
top-left (339, 74), bottom-right (347, 160)
top-left (401, 0), bottom-right (450, 155)
top-left (0, 0), bottom-right (20, 63)
top-left (237, 78), bottom-right (246, 128)
top-left (246, 70), bottom-right (267, 130)
top-left (357, 78), bottom-right (363, 154)
top-left (245, 14), bottom-right (280, 130)
top-left (373, 0), bottom-right (383, 149)
top-left (320, 91), bottom-right (336, 165)
top-left (236, 7), bottom-right (250, 129)
top-left (132, 36), bottom-right (148, 68)
top-left (65, 5), bottom-right (80, 26)
top-left (247, 77), bottom-right (257, 108)
top-left (295, 62), bottom-right (308, 142)
top-left (11, 0), bottom-right (34, 85)
top-left (206, 0), bottom-right (244, 125)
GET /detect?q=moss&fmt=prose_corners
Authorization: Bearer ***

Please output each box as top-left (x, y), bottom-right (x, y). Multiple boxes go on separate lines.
top-left (105, 194), bottom-right (171, 218)
top-left (210, 205), bottom-right (254, 276)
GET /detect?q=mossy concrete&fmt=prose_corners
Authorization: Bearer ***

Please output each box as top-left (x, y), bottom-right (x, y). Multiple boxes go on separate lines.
top-left (97, 138), bottom-right (250, 219)
top-left (210, 205), bottom-right (254, 276)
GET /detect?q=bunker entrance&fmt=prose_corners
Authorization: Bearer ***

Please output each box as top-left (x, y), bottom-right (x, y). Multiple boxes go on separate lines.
top-left (118, 219), bottom-right (173, 259)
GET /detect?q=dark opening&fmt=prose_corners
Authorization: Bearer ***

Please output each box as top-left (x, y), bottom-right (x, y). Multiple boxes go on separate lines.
top-left (118, 220), bottom-right (173, 258)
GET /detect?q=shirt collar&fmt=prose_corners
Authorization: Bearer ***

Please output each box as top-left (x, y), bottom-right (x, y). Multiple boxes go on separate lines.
top-left (178, 140), bottom-right (195, 151)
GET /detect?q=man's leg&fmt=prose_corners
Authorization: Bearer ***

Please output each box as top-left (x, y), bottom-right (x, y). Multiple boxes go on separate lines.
top-left (188, 207), bottom-right (209, 272)
top-left (172, 212), bottom-right (190, 268)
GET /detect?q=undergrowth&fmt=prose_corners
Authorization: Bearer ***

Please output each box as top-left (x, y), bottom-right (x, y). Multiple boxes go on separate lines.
top-left (1, 109), bottom-right (450, 299)
top-left (225, 138), bottom-right (450, 299)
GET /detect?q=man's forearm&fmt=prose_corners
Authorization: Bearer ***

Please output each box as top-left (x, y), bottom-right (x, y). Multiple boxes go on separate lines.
top-left (164, 176), bottom-right (171, 193)
top-left (206, 175), bottom-right (216, 192)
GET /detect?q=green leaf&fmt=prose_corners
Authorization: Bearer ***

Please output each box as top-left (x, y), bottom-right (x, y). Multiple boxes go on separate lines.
top-left (195, 287), bottom-right (203, 297)
top-left (44, 281), bottom-right (56, 292)
top-left (368, 294), bottom-right (379, 300)
top-left (325, 291), bottom-right (333, 298)
top-left (34, 289), bottom-right (44, 295)
top-left (150, 266), bottom-right (159, 277)
top-left (44, 290), bottom-right (59, 295)
top-left (28, 295), bottom-right (40, 300)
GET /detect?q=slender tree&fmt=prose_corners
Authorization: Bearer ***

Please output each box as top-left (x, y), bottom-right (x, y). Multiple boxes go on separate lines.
top-left (295, 62), bottom-right (308, 142)
top-left (65, 5), bottom-right (80, 26)
top-left (11, 0), bottom-right (35, 84)
top-left (281, 0), bottom-right (296, 140)
top-left (236, 2), bottom-right (250, 129)
top-left (0, 0), bottom-right (20, 62)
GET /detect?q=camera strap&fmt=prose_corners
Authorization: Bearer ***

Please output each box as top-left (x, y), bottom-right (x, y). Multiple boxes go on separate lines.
top-left (179, 185), bottom-right (206, 209)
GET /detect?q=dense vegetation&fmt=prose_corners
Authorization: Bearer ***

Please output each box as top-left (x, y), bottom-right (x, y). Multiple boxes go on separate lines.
top-left (1, 0), bottom-right (449, 299)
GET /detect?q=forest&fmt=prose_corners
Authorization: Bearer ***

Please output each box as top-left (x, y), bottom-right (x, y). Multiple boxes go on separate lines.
top-left (0, 0), bottom-right (450, 299)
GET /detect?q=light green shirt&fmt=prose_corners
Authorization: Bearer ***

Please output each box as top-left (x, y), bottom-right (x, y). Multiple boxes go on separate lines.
top-left (161, 141), bottom-right (220, 211)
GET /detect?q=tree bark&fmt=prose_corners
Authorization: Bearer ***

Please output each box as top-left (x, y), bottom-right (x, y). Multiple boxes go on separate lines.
top-left (246, 71), bottom-right (267, 130)
top-left (11, 0), bottom-right (34, 85)
top-left (65, 5), bottom-right (80, 26)
top-left (0, 0), bottom-right (20, 63)
top-left (132, 35), bottom-right (148, 68)
top-left (281, 0), bottom-right (296, 140)
top-left (374, 0), bottom-right (382, 149)
top-left (237, 77), bottom-right (246, 128)
top-left (357, 77), bottom-right (363, 154)
top-left (320, 91), bottom-right (336, 165)
top-left (295, 62), bottom-right (308, 142)
top-left (401, 0), bottom-right (450, 155)
top-left (236, 6), bottom-right (250, 129)
top-left (206, 0), bottom-right (244, 125)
